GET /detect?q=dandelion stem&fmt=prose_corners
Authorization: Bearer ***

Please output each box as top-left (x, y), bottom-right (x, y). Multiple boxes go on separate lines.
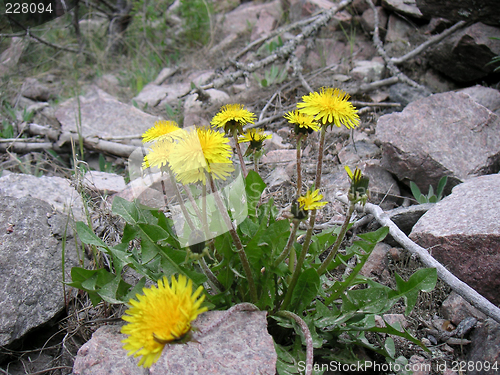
top-left (209, 175), bottom-right (258, 303)
top-left (316, 202), bottom-right (355, 275)
top-left (296, 135), bottom-right (303, 196)
top-left (280, 126), bottom-right (327, 310)
top-left (233, 131), bottom-right (248, 178)
top-left (199, 257), bottom-right (224, 292)
top-left (253, 153), bottom-right (259, 173)
top-left (163, 173), bottom-right (196, 231)
top-left (274, 219), bottom-right (299, 267)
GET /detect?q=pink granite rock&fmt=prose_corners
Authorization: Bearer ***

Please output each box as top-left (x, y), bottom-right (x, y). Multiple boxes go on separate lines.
top-left (72, 311), bottom-right (276, 375)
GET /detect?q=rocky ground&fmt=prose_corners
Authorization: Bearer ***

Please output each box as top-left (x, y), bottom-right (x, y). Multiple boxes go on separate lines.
top-left (1, 0), bottom-right (500, 374)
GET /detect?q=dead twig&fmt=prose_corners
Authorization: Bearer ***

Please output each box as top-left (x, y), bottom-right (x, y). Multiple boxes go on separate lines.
top-left (390, 20), bottom-right (467, 65)
top-left (365, 0), bottom-right (424, 90)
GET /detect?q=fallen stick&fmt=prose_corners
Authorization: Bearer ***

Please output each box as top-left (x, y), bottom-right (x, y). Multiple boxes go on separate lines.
top-left (335, 193), bottom-right (500, 324)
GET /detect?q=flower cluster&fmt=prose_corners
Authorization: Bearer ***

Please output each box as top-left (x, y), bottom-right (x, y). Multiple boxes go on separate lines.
top-left (142, 104), bottom-right (266, 185)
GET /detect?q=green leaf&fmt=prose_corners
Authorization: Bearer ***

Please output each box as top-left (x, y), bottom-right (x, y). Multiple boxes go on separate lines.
top-left (290, 268), bottom-right (320, 313)
top-left (356, 226), bottom-right (389, 244)
top-left (75, 221), bottom-right (107, 247)
top-left (342, 287), bottom-right (389, 314)
top-left (427, 184), bottom-right (434, 199)
top-left (112, 196), bottom-right (140, 224)
top-left (98, 275), bottom-right (132, 304)
top-left (389, 268), bottom-right (437, 315)
top-left (245, 170), bottom-right (266, 217)
top-left (436, 175), bottom-right (448, 200)
top-left (410, 181), bottom-right (422, 202)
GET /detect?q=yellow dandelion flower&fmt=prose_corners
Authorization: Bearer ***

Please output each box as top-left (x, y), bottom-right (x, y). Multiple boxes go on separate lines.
top-left (283, 110), bottom-right (321, 134)
top-left (144, 138), bottom-right (175, 169)
top-left (142, 120), bottom-right (180, 143)
top-left (297, 188), bottom-right (328, 211)
top-left (169, 127), bottom-right (233, 185)
top-left (297, 88), bottom-right (360, 129)
top-left (238, 128), bottom-right (272, 156)
top-left (238, 128), bottom-right (272, 144)
top-left (121, 274), bottom-right (208, 368)
top-left (210, 104), bottom-right (256, 134)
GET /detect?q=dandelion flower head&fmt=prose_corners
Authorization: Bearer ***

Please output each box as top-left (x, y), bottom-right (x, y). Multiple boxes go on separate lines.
top-left (297, 188), bottom-right (328, 211)
top-left (238, 128), bottom-right (271, 143)
top-left (142, 120), bottom-right (181, 143)
top-left (297, 88), bottom-right (360, 129)
top-left (283, 110), bottom-right (320, 134)
top-left (169, 126), bottom-right (234, 184)
top-left (144, 138), bottom-right (175, 170)
top-left (210, 104), bottom-right (256, 134)
top-left (121, 274), bottom-right (207, 368)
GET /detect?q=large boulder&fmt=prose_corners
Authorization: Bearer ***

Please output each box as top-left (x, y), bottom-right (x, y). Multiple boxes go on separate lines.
top-left (55, 86), bottom-right (160, 140)
top-left (425, 22), bottom-right (500, 83)
top-left (0, 173), bottom-right (85, 221)
top-left (72, 311), bottom-right (276, 375)
top-left (376, 91), bottom-right (500, 193)
top-left (0, 196), bottom-right (80, 347)
top-left (409, 174), bottom-right (500, 305)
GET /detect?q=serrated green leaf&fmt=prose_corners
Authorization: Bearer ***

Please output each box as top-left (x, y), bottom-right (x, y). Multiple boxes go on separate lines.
top-left (112, 196), bottom-right (140, 224)
top-left (75, 221), bottom-right (107, 247)
top-left (290, 268), bottom-right (320, 313)
top-left (390, 268), bottom-right (437, 315)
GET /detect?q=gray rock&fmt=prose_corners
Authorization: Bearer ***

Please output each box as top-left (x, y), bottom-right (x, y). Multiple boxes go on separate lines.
top-left (0, 37), bottom-right (26, 77)
top-left (21, 78), bottom-right (53, 102)
top-left (426, 22), bottom-right (500, 82)
top-left (153, 67), bottom-right (178, 85)
top-left (459, 85), bottom-right (500, 116)
top-left (388, 82), bottom-right (431, 107)
top-left (338, 140), bottom-right (381, 165)
top-left (382, 0), bottom-right (423, 19)
top-left (416, 0), bottom-right (500, 26)
top-left (385, 14), bottom-right (414, 43)
top-left (360, 160), bottom-right (400, 209)
top-left (265, 167), bottom-right (291, 188)
top-left (84, 171), bottom-right (127, 195)
top-left (441, 291), bottom-right (487, 325)
top-left (55, 86), bottom-right (160, 139)
top-left (0, 196), bottom-right (80, 347)
top-left (220, 0), bottom-right (282, 39)
top-left (386, 203), bottom-right (434, 235)
top-left (360, 242), bottom-right (390, 278)
top-left (466, 319), bottom-right (500, 375)
top-left (376, 91), bottom-right (500, 193)
top-left (261, 150), bottom-right (296, 164)
top-left (360, 6), bottom-right (388, 36)
top-left (0, 173), bottom-right (85, 221)
top-left (350, 59), bottom-right (385, 83)
top-left (133, 83), bottom-right (169, 108)
top-left (72, 311), bottom-right (276, 375)
top-left (409, 174), bottom-right (500, 305)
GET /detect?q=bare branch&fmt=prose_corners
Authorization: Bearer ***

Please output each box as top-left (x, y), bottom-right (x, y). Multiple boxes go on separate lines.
top-left (365, 0), bottom-right (425, 90)
top-left (390, 20), bottom-right (467, 65)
